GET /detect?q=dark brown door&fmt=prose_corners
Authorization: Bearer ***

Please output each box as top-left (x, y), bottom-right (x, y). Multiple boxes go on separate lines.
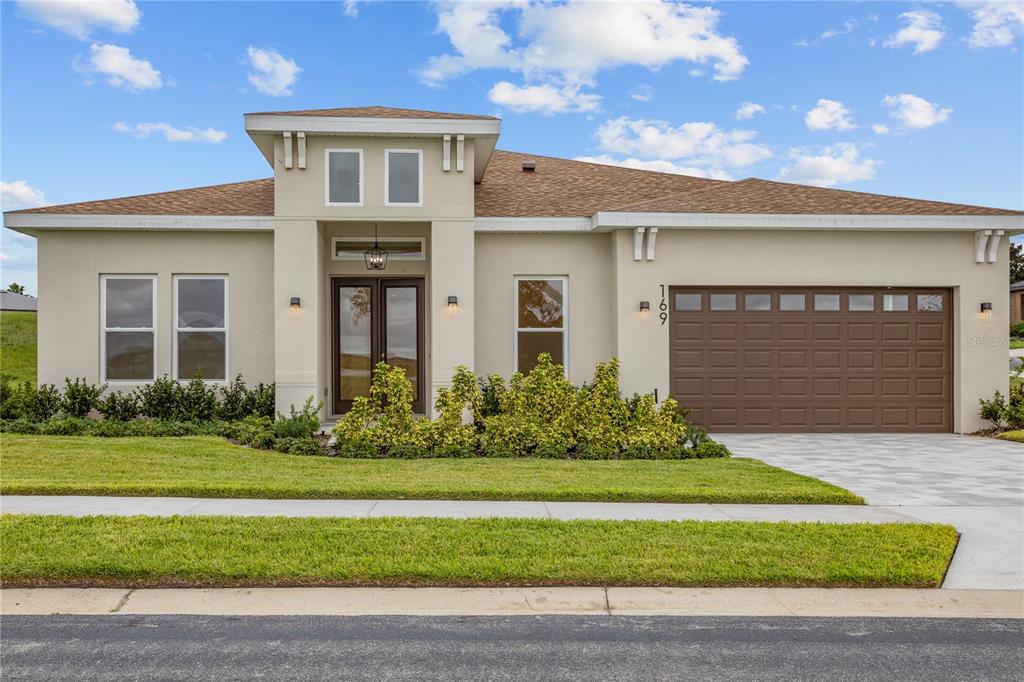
top-left (669, 287), bottom-right (952, 432)
top-left (332, 278), bottom-right (424, 414)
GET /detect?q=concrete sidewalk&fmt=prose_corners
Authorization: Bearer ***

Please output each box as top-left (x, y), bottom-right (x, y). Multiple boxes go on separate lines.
top-left (5, 494), bottom-right (1022, 590)
top-left (3, 587), bottom-right (1023, 619)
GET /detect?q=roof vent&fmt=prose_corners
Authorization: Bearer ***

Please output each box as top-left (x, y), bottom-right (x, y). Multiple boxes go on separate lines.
top-left (521, 161), bottom-right (536, 172)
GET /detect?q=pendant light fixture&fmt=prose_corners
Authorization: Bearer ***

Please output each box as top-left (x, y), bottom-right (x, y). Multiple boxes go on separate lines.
top-left (364, 222), bottom-right (388, 271)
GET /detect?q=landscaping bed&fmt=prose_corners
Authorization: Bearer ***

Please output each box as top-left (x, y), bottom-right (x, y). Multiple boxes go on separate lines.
top-left (0, 434), bottom-right (861, 504)
top-left (0, 515), bottom-right (955, 588)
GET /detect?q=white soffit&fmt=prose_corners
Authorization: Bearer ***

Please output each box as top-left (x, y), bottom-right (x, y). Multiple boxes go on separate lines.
top-left (4, 214), bottom-right (275, 233)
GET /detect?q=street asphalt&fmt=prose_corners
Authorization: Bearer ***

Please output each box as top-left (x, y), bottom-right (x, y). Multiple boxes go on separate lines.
top-left (3, 615), bottom-right (1022, 681)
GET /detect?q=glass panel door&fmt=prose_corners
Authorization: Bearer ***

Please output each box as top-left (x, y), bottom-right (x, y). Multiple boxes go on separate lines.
top-left (337, 285), bottom-right (374, 410)
top-left (383, 284), bottom-right (420, 408)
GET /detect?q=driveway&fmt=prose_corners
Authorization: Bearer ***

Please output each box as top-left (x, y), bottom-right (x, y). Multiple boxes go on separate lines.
top-left (715, 433), bottom-right (1024, 590)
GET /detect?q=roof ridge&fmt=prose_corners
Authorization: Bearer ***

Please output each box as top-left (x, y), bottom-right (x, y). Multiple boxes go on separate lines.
top-left (5, 178), bottom-right (273, 215)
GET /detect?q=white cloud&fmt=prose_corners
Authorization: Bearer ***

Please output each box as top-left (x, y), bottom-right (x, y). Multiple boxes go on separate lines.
top-left (420, 1), bottom-right (746, 115)
top-left (591, 116), bottom-right (772, 178)
top-left (885, 10), bottom-right (945, 54)
top-left (630, 84), bottom-right (654, 103)
top-left (805, 99), bottom-right (856, 131)
top-left (16, 0), bottom-right (140, 39)
top-left (777, 143), bottom-right (879, 187)
top-left (80, 43), bottom-right (162, 91)
top-left (958, 1), bottom-right (1024, 48)
top-left (0, 180), bottom-right (48, 210)
top-left (883, 93), bottom-right (952, 129)
top-left (113, 122), bottom-right (227, 143)
top-left (872, 123), bottom-right (891, 135)
top-left (245, 46), bottom-right (301, 96)
top-left (795, 18), bottom-right (858, 46)
top-left (488, 80), bottom-right (600, 114)
top-left (574, 155), bottom-right (734, 180)
top-left (735, 101), bottom-right (765, 120)
top-left (342, 0), bottom-right (360, 18)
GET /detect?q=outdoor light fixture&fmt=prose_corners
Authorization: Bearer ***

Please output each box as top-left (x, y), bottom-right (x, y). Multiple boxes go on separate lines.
top-left (639, 301), bottom-right (651, 313)
top-left (290, 297), bottom-right (301, 309)
top-left (448, 295), bottom-right (458, 309)
top-left (364, 222), bottom-right (389, 271)
top-left (981, 302), bottom-right (993, 312)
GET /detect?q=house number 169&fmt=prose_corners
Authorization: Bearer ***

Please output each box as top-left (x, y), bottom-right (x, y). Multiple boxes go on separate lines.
top-left (659, 285), bottom-right (668, 325)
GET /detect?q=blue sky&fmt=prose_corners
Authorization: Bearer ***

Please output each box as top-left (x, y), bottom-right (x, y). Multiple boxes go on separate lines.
top-left (2, 0), bottom-right (1023, 293)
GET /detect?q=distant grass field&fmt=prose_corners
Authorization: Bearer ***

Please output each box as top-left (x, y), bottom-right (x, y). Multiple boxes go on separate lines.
top-left (0, 311), bottom-right (37, 385)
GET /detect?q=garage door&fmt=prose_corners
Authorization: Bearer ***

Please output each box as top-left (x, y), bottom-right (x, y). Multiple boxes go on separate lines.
top-left (669, 287), bottom-right (952, 432)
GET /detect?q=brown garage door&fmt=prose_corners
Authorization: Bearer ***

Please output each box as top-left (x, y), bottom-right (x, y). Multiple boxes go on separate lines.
top-left (669, 287), bottom-right (952, 432)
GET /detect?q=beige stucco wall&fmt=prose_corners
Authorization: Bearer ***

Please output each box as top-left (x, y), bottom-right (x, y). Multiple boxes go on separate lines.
top-left (609, 228), bottom-right (1008, 433)
top-left (474, 233), bottom-right (615, 385)
top-left (35, 230), bottom-right (274, 389)
top-left (273, 135), bottom-right (476, 221)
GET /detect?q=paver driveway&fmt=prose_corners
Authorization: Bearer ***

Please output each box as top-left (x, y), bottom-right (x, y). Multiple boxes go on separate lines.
top-left (715, 433), bottom-right (1024, 590)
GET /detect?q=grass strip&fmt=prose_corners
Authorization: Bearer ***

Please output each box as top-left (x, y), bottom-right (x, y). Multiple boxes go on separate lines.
top-left (0, 435), bottom-right (862, 504)
top-left (0, 515), bottom-right (955, 588)
top-left (996, 430), bottom-right (1024, 443)
top-left (0, 311), bottom-right (36, 385)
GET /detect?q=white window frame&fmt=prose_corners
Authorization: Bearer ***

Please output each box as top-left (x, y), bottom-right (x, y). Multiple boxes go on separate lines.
top-left (384, 148), bottom-right (424, 207)
top-left (100, 274), bottom-right (157, 384)
top-left (324, 148), bottom-right (364, 207)
top-left (331, 237), bottom-right (426, 261)
top-left (172, 275), bottom-right (229, 383)
top-left (513, 275), bottom-right (569, 376)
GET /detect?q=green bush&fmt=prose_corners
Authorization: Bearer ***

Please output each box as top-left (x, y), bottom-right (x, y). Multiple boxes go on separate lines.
top-left (215, 375), bottom-right (276, 421)
top-left (274, 436), bottom-right (324, 456)
top-left (386, 442), bottom-right (432, 459)
top-left (177, 375), bottom-right (218, 422)
top-left (21, 383), bottom-right (61, 422)
top-left (275, 397), bottom-right (321, 439)
top-left (335, 440), bottom-right (377, 458)
top-left (251, 383), bottom-right (276, 419)
top-left (137, 375), bottom-right (180, 420)
top-left (0, 418), bottom-right (39, 434)
top-left (479, 374), bottom-right (506, 419)
top-left (229, 415), bottom-right (276, 449)
top-left (979, 391), bottom-right (1008, 429)
top-left (693, 439), bottom-right (732, 459)
top-left (1011, 321), bottom-right (1024, 338)
top-left (38, 417), bottom-right (91, 436)
top-left (98, 390), bottom-right (140, 421)
top-left (0, 373), bottom-right (23, 419)
top-left (61, 378), bottom-right (107, 418)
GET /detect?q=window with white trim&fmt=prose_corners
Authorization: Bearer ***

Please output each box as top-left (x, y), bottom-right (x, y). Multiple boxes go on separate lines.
top-left (326, 149), bottom-right (363, 205)
top-left (385, 149), bottom-right (423, 206)
top-left (514, 276), bottom-right (567, 374)
top-left (101, 275), bottom-right (156, 382)
top-left (174, 276), bottom-right (227, 381)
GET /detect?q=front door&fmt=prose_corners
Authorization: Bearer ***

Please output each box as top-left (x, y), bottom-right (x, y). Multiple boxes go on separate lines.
top-left (332, 278), bottom-right (424, 414)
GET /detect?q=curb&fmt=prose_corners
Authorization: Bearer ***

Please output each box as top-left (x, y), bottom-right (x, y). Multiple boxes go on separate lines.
top-left (3, 587), bottom-right (1023, 618)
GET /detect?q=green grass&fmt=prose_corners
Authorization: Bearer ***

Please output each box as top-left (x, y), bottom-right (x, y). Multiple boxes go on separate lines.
top-left (996, 429), bottom-right (1024, 443)
top-left (0, 311), bottom-right (36, 385)
top-left (0, 515), bottom-right (956, 588)
top-left (0, 434), bottom-right (861, 504)
top-left (1011, 339), bottom-right (1024, 349)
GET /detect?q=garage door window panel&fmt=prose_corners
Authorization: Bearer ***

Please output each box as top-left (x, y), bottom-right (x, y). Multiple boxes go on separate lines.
top-left (917, 294), bottom-right (944, 312)
top-left (710, 293), bottom-right (736, 311)
top-left (814, 294), bottom-right (841, 311)
top-left (744, 294), bottom-right (772, 311)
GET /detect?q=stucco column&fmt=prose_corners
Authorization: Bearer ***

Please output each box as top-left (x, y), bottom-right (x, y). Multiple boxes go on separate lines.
top-left (274, 219), bottom-right (324, 417)
top-left (429, 219), bottom-right (475, 415)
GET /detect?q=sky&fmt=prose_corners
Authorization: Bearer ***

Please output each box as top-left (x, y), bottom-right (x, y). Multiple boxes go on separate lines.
top-left (2, 0), bottom-right (1023, 293)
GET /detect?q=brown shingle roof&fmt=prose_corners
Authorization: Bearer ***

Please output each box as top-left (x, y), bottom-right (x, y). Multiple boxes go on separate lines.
top-left (246, 105), bottom-right (499, 120)
top-left (475, 150), bottom-right (725, 217)
top-left (475, 152), bottom-right (1021, 217)
top-left (7, 179), bottom-right (274, 216)
top-left (8, 151), bottom-right (1019, 219)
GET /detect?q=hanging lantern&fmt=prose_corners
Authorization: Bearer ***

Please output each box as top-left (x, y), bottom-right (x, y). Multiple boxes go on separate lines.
top-left (364, 222), bottom-right (388, 270)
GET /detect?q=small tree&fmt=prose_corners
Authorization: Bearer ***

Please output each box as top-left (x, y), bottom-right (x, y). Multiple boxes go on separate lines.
top-left (1012, 242), bottom-right (1024, 284)
top-left (5, 282), bottom-right (26, 294)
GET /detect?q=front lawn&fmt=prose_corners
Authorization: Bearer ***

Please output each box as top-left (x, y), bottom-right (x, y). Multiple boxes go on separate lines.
top-left (1011, 339), bottom-right (1024, 349)
top-left (0, 434), bottom-right (862, 504)
top-left (0, 311), bottom-right (36, 385)
top-left (0, 515), bottom-right (955, 588)
top-left (996, 429), bottom-right (1024, 443)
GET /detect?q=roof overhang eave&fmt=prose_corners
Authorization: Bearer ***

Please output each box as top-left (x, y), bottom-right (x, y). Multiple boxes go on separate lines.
top-left (3, 213), bottom-right (275, 235)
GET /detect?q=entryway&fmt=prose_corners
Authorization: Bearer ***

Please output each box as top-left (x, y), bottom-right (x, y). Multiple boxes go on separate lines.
top-left (332, 278), bottom-right (424, 414)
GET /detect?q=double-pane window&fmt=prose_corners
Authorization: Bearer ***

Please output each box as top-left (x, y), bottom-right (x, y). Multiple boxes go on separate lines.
top-left (175, 276), bottom-right (227, 381)
top-left (102, 276), bottom-right (156, 381)
top-left (515, 277), bottom-right (566, 374)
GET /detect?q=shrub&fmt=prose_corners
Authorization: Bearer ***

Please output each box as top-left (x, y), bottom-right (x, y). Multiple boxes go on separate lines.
top-left (979, 391), bottom-right (1007, 429)
top-left (479, 374), bottom-right (506, 419)
top-left (1011, 321), bottom-right (1024, 338)
top-left (332, 363), bottom-right (421, 455)
top-left (274, 436), bottom-right (324, 456)
top-left (336, 440), bottom-right (377, 458)
top-left (175, 375), bottom-right (218, 421)
top-left (0, 418), bottom-right (39, 434)
top-left (38, 416), bottom-right (90, 436)
top-left (251, 383), bottom-right (276, 419)
top-left (138, 375), bottom-right (180, 420)
top-left (21, 383), bottom-right (61, 422)
top-left (693, 439), bottom-right (732, 459)
top-left (0, 373), bottom-right (23, 419)
top-left (230, 415), bottom-right (276, 449)
top-left (430, 365), bottom-right (482, 455)
top-left (479, 414), bottom-right (539, 457)
top-left (98, 390), bottom-right (140, 421)
top-left (574, 358), bottom-right (629, 457)
top-left (387, 442), bottom-right (432, 459)
top-left (623, 393), bottom-right (686, 457)
top-left (61, 378), bottom-right (107, 418)
top-left (276, 397), bottom-right (321, 439)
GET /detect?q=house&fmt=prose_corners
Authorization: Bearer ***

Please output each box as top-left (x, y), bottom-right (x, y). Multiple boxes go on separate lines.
top-left (4, 106), bottom-right (1022, 433)
top-left (1011, 281), bottom-right (1024, 324)
top-left (0, 291), bottom-right (37, 312)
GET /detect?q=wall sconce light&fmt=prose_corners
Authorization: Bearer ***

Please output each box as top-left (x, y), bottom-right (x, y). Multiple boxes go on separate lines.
top-left (448, 295), bottom-right (458, 309)
top-left (980, 302), bottom-right (992, 313)
top-left (290, 297), bottom-right (301, 309)
top-left (639, 301), bottom-right (651, 314)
